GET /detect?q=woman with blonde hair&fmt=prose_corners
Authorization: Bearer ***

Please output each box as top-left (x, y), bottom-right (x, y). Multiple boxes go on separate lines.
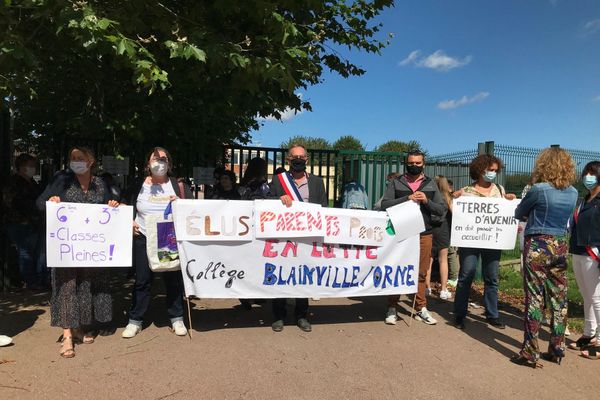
top-left (426, 175), bottom-right (453, 300)
top-left (512, 147), bottom-right (578, 368)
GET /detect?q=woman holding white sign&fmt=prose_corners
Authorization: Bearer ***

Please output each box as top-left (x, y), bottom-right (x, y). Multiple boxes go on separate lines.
top-left (453, 154), bottom-right (516, 330)
top-left (511, 147), bottom-right (577, 368)
top-left (122, 147), bottom-right (192, 339)
top-left (37, 146), bottom-right (119, 358)
top-left (568, 161), bottom-right (600, 360)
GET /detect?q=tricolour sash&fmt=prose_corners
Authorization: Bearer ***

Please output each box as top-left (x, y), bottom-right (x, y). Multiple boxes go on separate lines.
top-left (277, 171), bottom-right (304, 202)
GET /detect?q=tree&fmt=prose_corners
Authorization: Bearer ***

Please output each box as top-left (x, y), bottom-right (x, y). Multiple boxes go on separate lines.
top-left (374, 140), bottom-right (426, 155)
top-left (280, 135), bottom-right (331, 150)
top-left (1, 1), bottom-right (393, 174)
top-left (332, 135), bottom-right (364, 151)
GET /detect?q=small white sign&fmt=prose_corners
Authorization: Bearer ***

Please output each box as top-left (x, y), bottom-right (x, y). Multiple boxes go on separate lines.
top-left (46, 202), bottom-right (133, 267)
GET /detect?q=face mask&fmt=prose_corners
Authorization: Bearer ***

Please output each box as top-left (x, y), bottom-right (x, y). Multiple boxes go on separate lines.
top-left (150, 161), bottom-right (168, 176)
top-left (406, 165), bottom-right (423, 176)
top-left (290, 158), bottom-right (306, 172)
top-left (23, 167), bottom-right (36, 178)
top-left (70, 161), bottom-right (89, 175)
top-left (583, 175), bottom-right (598, 190)
top-left (483, 171), bottom-right (497, 182)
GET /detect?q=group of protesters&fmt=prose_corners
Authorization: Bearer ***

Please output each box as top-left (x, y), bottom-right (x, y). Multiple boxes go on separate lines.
top-left (1, 144), bottom-right (599, 368)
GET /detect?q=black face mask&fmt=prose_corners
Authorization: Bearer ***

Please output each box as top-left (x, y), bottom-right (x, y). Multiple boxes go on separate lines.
top-left (290, 158), bottom-right (307, 172)
top-left (406, 165), bottom-right (423, 176)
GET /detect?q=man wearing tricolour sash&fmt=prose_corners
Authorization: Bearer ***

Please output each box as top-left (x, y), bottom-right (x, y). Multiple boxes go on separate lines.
top-left (268, 144), bottom-right (328, 333)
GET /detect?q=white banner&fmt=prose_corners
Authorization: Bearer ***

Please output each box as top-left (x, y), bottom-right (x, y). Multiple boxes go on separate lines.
top-left (254, 200), bottom-right (325, 239)
top-left (450, 197), bottom-right (520, 250)
top-left (46, 202), bottom-right (133, 267)
top-left (324, 208), bottom-right (393, 247)
top-left (385, 201), bottom-right (426, 241)
top-left (178, 236), bottom-right (420, 298)
top-left (172, 200), bottom-right (253, 241)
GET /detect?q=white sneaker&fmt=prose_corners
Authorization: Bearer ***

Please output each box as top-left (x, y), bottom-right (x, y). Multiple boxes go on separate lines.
top-left (447, 279), bottom-right (458, 288)
top-left (415, 307), bottom-right (437, 325)
top-left (425, 287), bottom-right (432, 297)
top-left (385, 307), bottom-right (398, 325)
top-left (121, 323), bottom-right (141, 338)
top-left (0, 335), bottom-right (12, 347)
top-left (565, 325), bottom-right (571, 336)
top-left (172, 320), bottom-right (187, 336)
top-left (439, 290), bottom-right (452, 300)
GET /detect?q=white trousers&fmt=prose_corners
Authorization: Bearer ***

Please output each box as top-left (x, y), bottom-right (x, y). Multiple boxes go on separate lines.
top-left (572, 254), bottom-right (600, 339)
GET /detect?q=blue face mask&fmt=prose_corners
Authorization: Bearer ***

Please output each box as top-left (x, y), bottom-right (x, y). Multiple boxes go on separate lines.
top-left (583, 174), bottom-right (598, 190)
top-left (483, 171), bottom-right (497, 182)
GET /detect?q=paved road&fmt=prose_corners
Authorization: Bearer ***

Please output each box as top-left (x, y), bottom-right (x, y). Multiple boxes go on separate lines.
top-left (0, 284), bottom-right (597, 400)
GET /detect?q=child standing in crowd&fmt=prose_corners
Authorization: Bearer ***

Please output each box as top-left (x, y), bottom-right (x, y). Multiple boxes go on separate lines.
top-left (427, 175), bottom-right (453, 300)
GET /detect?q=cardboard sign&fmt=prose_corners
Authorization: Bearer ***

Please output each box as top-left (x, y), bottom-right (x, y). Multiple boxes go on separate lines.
top-left (172, 200), bottom-right (254, 241)
top-left (451, 197), bottom-right (520, 250)
top-left (254, 200), bottom-right (325, 239)
top-left (46, 202), bottom-right (133, 267)
top-left (385, 201), bottom-right (426, 241)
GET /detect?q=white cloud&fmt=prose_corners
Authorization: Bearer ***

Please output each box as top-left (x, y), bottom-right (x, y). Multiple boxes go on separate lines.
top-left (399, 50), bottom-right (421, 66)
top-left (399, 49), bottom-right (472, 72)
top-left (259, 108), bottom-right (303, 122)
top-left (582, 18), bottom-right (600, 36)
top-left (437, 92), bottom-right (490, 110)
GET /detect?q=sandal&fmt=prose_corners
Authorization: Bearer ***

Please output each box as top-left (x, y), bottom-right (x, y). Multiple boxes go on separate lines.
top-left (568, 336), bottom-right (595, 351)
top-left (510, 354), bottom-right (543, 369)
top-left (581, 345), bottom-right (600, 360)
top-left (59, 336), bottom-right (75, 358)
top-left (73, 328), bottom-right (96, 344)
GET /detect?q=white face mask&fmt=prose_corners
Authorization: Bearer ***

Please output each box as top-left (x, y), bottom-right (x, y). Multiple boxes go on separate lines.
top-left (70, 161), bottom-right (89, 175)
top-left (22, 166), bottom-right (36, 178)
top-left (150, 161), bottom-right (168, 177)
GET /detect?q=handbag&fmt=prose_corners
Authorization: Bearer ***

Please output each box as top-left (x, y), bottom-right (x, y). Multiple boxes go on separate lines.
top-left (145, 201), bottom-right (181, 272)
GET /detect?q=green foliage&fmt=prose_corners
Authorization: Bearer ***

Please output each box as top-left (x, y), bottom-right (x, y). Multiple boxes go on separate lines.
top-left (280, 135), bottom-right (331, 150)
top-left (373, 140), bottom-right (425, 154)
top-left (0, 0), bottom-right (393, 173)
top-left (332, 135), bottom-right (364, 151)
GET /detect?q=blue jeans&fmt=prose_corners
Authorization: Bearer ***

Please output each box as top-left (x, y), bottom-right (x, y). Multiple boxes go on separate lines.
top-left (5, 224), bottom-right (40, 287)
top-left (128, 235), bottom-right (184, 325)
top-left (454, 247), bottom-right (501, 319)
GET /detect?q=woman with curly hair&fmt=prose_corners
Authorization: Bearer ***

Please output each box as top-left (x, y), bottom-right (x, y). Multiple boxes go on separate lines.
top-left (453, 154), bottom-right (516, 330)
top-left (512, 147), bottom-right (578, 368)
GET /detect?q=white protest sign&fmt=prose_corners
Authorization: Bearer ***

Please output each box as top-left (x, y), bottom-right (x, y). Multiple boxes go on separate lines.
top-left (451, 197), bottom-right (520, 250)
top-left (46, 202), bottom-right (133, 267)
top-left (324, 208), bottom-right (393, 247)
top-left (178, 236), bottom-right (420, 299)
top-left (172, 199), bottom-right (253, 241)
top-left (385, 201), bottom-right (426, 241)
top-left (254, 200), bottom-right (325, 239)
top-left (193, 167), bottom-right (216, 185)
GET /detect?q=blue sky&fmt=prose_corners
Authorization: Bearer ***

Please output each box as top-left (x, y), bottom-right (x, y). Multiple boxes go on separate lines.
top-left (253, 0), bottom-right (600, 155)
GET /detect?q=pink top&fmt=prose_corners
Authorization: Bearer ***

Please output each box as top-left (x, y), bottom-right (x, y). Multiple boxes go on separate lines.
top-left (406, 174), bottom-right (424, 192)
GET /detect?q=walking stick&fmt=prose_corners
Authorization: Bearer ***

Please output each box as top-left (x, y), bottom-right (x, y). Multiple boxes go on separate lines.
top-left (186, 296), bottom-right (193, 339)
top-left (408, 293), bottom-right (417, 327)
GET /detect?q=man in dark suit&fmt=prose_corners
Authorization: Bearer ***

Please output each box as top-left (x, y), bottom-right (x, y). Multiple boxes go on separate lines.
top-left (269, 144), bottom-right (328, 332)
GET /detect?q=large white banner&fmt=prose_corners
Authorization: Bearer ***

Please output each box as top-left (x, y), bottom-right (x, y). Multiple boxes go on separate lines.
top-left (450, 197), bottom-right (520, 250)
top-left (178, 236), bottom-right (420, 298)
top-left (46, 202), bottom-right (133, 267)
top-left (254, 200), bottom-right (325, 239)
top-left (172, 199), bottom-right (253, 241)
